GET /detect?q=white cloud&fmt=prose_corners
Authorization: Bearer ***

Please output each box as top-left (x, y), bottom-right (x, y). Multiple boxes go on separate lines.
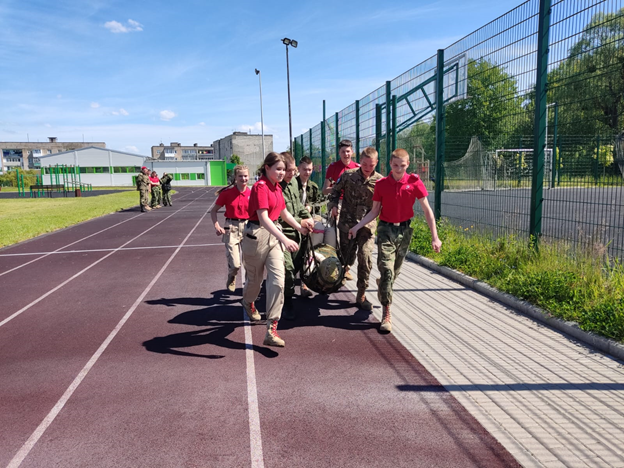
top-left (119, 108), bottom-right (129, 116)
top-left (159, 110), bottom-right (176, 121)
top-left (44, 123), bottom-right (52, 128)
top-left (90, 102), bottom-right (100, 108)
top-left (104, 19), bottom-right (143, 34)
top-left (238, 122), bottom-right (271, 133)
top-left (123, 145), bottom-right (140, 153)
top-left (199, 122), bottom-right (206, 126)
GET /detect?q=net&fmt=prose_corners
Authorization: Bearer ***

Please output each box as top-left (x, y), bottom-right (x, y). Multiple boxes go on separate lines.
top-left (444, 136), bottom-right (495, 190)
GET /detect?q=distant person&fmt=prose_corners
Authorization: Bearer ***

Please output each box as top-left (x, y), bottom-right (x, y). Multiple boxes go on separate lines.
top-left (149, 171), bottom-right (162, 209)
top-left (210, 165), bottom-right (251, 292)
top-left (241, 152), bottom-right (309, 347)
top-left (322, 139), bottom-right (360, 195)
top-left (328, 147), bottom-right (382, 311)
top-left (349, 148), bottom-right (441, 333)
top-left (295, 156), bottom-right (325, 216)
top-left (161, 172), bottom-right (173, 206)
top-left (136, 166), bottom-right (152, 212)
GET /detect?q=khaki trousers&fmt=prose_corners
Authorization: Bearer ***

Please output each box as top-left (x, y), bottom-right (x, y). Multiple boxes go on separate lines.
top-left (241, 223), bottom-right (285, 322)
top-left (223, 219), bottom-right (246, 279)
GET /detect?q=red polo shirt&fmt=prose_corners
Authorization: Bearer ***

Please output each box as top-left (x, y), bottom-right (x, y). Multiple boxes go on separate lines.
top-left (325, 159), bottom-right (360, 182)
top-left (215, 185), bottom-right (251, 220)
top-left (373, 173), bottom-right (428, 223)
top-left (247, 175), bottom-right (286, 222)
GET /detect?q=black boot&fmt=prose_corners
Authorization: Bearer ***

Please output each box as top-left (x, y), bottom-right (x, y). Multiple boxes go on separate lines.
top-left (283, 297), bottom-right (295, 320)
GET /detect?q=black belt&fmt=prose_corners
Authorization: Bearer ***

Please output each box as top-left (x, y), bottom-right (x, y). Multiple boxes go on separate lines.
top-left (379, 219), bottom-right (412, 227)
top-left (247, 219), bottom-right (278, 226)
top-left (226, 218), bottom-right (247, 222)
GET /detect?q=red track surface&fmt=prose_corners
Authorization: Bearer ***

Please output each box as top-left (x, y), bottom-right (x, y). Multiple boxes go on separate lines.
top-left (0, 187), bottom-right (520, 467)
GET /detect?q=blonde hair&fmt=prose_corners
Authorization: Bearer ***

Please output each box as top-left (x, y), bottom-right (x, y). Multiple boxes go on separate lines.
top-left (390, 148), bottom-right (410, 161)
top-left (360, 147), bottom-right (378, 161)
top-left (217, 164), bottom-right (250, 194)
top-left (280, 151), bottom-right (295, 167)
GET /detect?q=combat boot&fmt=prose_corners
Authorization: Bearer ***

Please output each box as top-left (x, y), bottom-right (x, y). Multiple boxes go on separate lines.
top-left (380, 305), bottom-right (392, 333)
top-left (343, 267), bottom-right (353, 281)
top-left (143, 205), bottom-right (152, 212)
top-left (242, 300), bottom-right (261, 321)
top-left (226, 275), bottom-right (236, 292)
top-left (263, 320), bottom-right (285, 347)
top-left (356, 289), bottom-right (373, 311)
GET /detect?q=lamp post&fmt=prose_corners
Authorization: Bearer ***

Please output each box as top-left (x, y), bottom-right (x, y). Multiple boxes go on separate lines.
top-left (255, 69), bottom-right (266, 158)
top-left (282, 37), bottom-right (297, 153)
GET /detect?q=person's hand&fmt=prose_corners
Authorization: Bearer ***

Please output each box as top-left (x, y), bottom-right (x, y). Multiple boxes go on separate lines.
top-left (305, 205), bottom-right (312, 212)
top-left (348, 226), bottom-right (359, 239)
top-left (432, 238), bottom-right (442, 253)
top-left (284, 239), bottom-right (299, 252)
top-left (297, 224), bottom-right (310, 236)
top-left (331, 207), bottom-right (338, 219)
top-left (301, 218), bottom-right (315, 231)
top-left (215, 223), bottom-right (225, 236)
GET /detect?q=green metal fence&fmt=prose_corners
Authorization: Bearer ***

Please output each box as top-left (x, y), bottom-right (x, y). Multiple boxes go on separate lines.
top-left (294, 0), bottom-right (624, 261)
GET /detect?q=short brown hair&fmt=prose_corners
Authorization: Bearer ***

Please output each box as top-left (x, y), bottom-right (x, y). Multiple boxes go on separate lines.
top-left (280, 151), bottom-right (295, 166)
top-left (390, 148), bottom-right (410, 161)
top-left (338, 139), bottom-right (353, 149)
top-left (299, 156), bottom-right (313, 165)
top-left (259, 152), bottom-right (286, 176)
top-left (360, 147), bottom-right (378, 161)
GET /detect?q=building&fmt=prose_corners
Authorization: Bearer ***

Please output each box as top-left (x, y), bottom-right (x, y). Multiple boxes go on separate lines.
top-left (37, 146), bottom-right (228, 187)
top-left (0, 137), bottom-right (106, 171)
top-left (213, 132), bottom-right (273, 171)
top-left (151, 142), bottom-right (214, 161)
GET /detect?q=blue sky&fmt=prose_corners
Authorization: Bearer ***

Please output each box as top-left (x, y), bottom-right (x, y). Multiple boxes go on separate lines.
top-left (1, 0), bottom-right (524, 154)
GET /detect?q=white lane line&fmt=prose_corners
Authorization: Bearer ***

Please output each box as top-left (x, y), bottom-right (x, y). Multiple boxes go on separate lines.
top-left (0, 244), bottom-right (223, 256)
top-left (6, 209), bottom-right (210, 468)
top-left (0, 193), bottom-right (208, 330)
top-left (241, 263), bottom-right (265, 468)
top-left (0, 187), bottom-right (203, 277)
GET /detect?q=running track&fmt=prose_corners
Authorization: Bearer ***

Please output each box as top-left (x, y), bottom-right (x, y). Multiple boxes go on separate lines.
top-left (0, 187), bottom-right (520, 467)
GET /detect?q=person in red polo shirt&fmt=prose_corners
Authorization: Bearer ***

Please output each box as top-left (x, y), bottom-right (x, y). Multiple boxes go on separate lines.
top-left (241, 152), bottom-right (309, 348)
top-left (211, 165), bottom-right (251, 292)
top-left (322, 139), bottom-right (360, 195)
top-left (349, 148), bottom-right (441, 333)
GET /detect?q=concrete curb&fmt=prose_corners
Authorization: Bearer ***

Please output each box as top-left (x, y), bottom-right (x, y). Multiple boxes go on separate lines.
top-left (406, 251), bottom-right (624, 362)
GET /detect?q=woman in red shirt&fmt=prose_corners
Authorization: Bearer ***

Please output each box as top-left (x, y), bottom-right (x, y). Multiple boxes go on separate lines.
top-left (149, 171), bottom-right (162, 209)
top-left (241, 152), bottom-right (308, 347)
top-left (210, 165), bottom-right (251, 292)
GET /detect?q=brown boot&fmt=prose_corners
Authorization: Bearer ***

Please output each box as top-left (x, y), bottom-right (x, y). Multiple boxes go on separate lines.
top-left (226, 275), bottom-right (236, 292)
top-left (344, 268), bottom-right (353, 281)
top-left (242, 300), bottom-right (261, 321)
top-left (143, 205), bottom-right (152, 211)
top-left (380, 305), bottom-right (392, 333)
top-left (263, 320), bottom-right (285, 347)
top-left (356, 289), bottom-right (373, 311)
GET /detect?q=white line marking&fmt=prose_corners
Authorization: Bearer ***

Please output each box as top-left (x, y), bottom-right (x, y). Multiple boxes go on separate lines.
top-left (0, 244), bottom-right (223, 257)
top-left (0, 192), bottom-right (210, 330)
top-left (241, 262), bottom-right (265, 468)
top-left (6, 207), bottom-right (211, 468)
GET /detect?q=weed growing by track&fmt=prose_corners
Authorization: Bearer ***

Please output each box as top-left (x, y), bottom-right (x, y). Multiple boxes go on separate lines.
top-left (0, 191), bottom-right (139, 248)
top-left (410, 217), bottom-right (624, 342)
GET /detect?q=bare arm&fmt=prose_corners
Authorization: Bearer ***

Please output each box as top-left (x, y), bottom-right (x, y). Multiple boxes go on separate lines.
top-left (322, 178), bottom-right (333, 195)
top-left (418, 197), bottom-right (441, 252)
top-left (348, 201), bottom-right (382, 239)
top-left (210, 204), bottom-right (225, 235)
top-left (257, 210), bottom-right (300, 252)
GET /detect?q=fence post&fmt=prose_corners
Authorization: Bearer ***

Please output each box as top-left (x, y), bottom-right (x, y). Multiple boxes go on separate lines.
top-left (334, 112), bottom-right (339, 162)
top-left (355, 100), bottom-right (360, 162)
top-left (321, 100), bottom-right (326, 181)
top-left (434, 49), bottom-right (446, 221)
top-left (375, 103), bottom-right (382, 172)
top-left (385, 81), bottom-right (392, 172)
top-left (530, 0), bottom-right (552, 244)
top-left (551, 102), bottom-right (558, 188)
top-left (391, 94), bottom-right (397, 152)
top-left (309, 128), bottom-right (313, 165)
top-left (594, 135), bottom-right (600, 183)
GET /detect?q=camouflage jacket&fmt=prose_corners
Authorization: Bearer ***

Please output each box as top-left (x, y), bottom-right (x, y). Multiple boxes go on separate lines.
top-left (136, 173), bottom-right (151, 191)
top-left (294, 176), bottom-right (325, 216)
top-left (160, 174), bottom-right (173, 189)
top-left (279, 178), bottom-right (311, 239)
top-left (327, 168), bottom-right (382, 231)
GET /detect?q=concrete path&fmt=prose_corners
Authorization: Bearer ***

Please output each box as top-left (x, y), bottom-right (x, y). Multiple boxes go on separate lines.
top-left (345, 254), bottom-right (624, 468)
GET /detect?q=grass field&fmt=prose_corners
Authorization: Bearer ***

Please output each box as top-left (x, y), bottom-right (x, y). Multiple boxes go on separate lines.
top-left (0, 191), bottom-right (139, 248)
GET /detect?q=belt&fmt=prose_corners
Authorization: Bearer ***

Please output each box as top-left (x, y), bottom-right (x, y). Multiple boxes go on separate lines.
top-left (226, 218), bottom-right (247, 222)
top-left (248, 219), bottom-right (278, 226)
top-left (379, 219), bottom-right (412, 227)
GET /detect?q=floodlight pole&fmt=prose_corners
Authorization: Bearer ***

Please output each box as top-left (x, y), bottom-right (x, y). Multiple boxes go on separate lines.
top-left (255, 69), bottom-right (266, 157)
top-left (282, 38), bottom-right (297, 153)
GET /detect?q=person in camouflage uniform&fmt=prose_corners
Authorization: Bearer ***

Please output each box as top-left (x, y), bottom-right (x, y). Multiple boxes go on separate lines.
top-left (136, 166), bottom-right (152, 212)
top-left (279, 153), bottom-right (316, 320)
top-left (149, 171), bottom-right (162, 209)
top-left (295, 156), bottom-right (325, 216)
top-left (160, 172), bottom-right (173, 206)
top-left (327, 147), bottom-right (382, 311)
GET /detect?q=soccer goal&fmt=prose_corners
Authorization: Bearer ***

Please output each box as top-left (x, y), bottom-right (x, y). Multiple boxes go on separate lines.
top-left (444, 136), bottom-right (496, 191)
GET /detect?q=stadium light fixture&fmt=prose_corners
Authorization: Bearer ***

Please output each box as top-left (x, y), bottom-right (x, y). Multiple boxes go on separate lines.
top-left (255, 69), bottom-right (266, 158)
top-left (281, 38), bottom-right (298, 152)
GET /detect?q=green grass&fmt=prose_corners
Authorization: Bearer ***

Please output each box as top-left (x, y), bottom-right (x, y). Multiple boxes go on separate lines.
top-left (0, 191), bottom-right (140, 248)
top-left (411, 218), bottom-right (624, 342)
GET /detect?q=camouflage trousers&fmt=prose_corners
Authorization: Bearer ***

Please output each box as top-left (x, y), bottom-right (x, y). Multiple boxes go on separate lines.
top-left (377, 223), bottom-right (414, 306)
top-left (150, 187), bottom-right (162, 207)
top-left (162, 190), bottom-right (172, 206)
top-left (283, 232), bottom-right (305, 299)
top-left (139, 188), bottom-right (150, 209)
top-left (339, 225), bottom-right (374, 291)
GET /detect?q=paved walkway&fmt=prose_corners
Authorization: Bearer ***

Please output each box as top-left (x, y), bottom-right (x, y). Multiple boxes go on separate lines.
top-left (345, 255), bottom-right (624, 468)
